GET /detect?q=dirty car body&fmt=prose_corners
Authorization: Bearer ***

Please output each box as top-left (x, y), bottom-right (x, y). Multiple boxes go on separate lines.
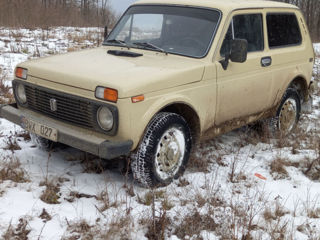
top-left (0, 0), bottom-right (314, 187)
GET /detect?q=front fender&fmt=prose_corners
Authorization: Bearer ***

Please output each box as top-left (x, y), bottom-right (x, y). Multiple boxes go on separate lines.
top-left (129, 92), bottom-right (199, 150)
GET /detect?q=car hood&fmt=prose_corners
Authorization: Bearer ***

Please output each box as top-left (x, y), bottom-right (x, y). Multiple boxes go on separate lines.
top-left (21, 47), bottom-right (206, 98)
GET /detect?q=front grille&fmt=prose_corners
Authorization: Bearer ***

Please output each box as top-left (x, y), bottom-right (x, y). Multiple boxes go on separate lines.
top-left (25, 85), bottom-right (96, 129)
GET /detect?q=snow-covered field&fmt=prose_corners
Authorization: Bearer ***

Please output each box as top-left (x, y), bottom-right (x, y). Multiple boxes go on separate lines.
top-left (0, 28), bottom-right (320, 239)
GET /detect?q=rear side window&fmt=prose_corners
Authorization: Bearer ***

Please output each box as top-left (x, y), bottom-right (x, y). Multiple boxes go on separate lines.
top-left (220, 14), bottom-right (263, 56)
top-left (267, 13), bottom-right (302, 48)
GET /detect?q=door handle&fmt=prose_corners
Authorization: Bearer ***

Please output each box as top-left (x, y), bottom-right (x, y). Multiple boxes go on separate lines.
top-left (261, 56), bottom-right (272, 67)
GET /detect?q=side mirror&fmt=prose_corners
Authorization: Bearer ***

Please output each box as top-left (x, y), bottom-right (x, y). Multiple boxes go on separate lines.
top-left (104, 26), bottom-right (109, 40)
top-left (220, 38), bottom-right (248, 70)
top-left (230, 38), bottom-right (248, 63)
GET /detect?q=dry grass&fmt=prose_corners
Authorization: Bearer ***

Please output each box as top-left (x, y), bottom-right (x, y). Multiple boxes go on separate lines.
top-left (95, 190), bottom-right (118, 212)
top-left (62, 216), bottom-right (134, 240)
top-left (263, 203), bottom-right (289, 222)
top-left (62, 219), bottom-right (93, 240)
top-left (80, 155), bottom-right (105, 174)
top-left (145, 209), bottom-right (171, 240)
top-left (270, 157), bottom-right (289, 179)
top-left (65, 191), bottom-right (96, 203)
top-left (39, 208), bottom-right (52, 223)
top-left (39, 180), bottom-right (60, 204)
top-left (2, 218), bottom-right (31, 240)
top-left (188, 143), bottom-right (212, 172)
top-left (302, 147), bottom-right (320, 181)
top-left (174, 208), bottom-right (217, 239)
top-left (0, 70), bottom-right (14, 104)
top-left (3, 135), bottom-right (21, 151)
top-left (0, 156), bottom-right (28, 183)
top-left (138, 190), bottom-right (166, 206)
top-left (103, 216), bottom-right (133, 240)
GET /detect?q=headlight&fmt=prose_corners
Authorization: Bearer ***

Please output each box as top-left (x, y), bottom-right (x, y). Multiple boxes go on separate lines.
top-left (15, 83), bottom-right (27, 104)
top-left (97, 106), bottom-right (114, 131)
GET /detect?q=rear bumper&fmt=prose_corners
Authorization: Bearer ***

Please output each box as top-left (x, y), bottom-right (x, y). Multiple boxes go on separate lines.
top-left (0, 104), bottom-right (133, 159)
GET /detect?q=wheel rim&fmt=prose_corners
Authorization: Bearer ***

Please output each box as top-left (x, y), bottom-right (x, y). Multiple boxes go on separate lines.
top-left (155, 127), bottom-right (186, 180)
top-left (279, 98), bottom-right (297, 133)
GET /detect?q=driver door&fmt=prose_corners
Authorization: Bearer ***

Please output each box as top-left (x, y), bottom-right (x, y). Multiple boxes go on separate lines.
top-left (215, 11), bottom-right (274, 125)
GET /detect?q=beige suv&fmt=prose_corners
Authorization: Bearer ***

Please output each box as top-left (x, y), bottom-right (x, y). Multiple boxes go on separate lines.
top-left (0, 0), bottom-right (314, 187)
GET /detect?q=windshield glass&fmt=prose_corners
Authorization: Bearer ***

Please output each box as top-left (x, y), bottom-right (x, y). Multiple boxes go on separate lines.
top-left (104, 5), bottom-right (221, 58)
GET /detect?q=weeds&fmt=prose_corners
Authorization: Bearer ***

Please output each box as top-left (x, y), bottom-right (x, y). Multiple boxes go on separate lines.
top-left (39, 208), bottom-right (52, 223)
top-left (174, 208), bottom-right (217, 239)
top-left (104, 216), bottom-right (133, 240)
top-left (2, 218), bottom-right (31, 240)
top-left (3, 134), bottom-right (21, 151)
top-left (0, 156), bottom-right (28, 183)
top-left (62, 219), bottom-right (93, 240)
top-left (303, 147), bottom-right (320, 181)
top-left (138, 190), bottom-right (166, 206)
top-left (39, 180), bottom-right (60, 204)
top-left (95, 189), bottom-right (117, 212)
top-left (146, 208), bottom-right (171, 240)
top-left (65, 191), bottom-right (96, 203)
top-left (0, 70), bottom-right (14, 104)
top-left (270, 157), bottom-right (289, 179)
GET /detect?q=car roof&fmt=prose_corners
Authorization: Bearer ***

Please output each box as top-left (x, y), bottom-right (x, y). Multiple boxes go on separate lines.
top-left (133, 0), bottom-right (298, 12)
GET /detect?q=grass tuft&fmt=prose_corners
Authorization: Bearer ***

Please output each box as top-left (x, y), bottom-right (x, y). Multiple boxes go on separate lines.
top-left (39, 180), bottom-right (60, 204)
top-left (0, 157), bottom-right (28, 183)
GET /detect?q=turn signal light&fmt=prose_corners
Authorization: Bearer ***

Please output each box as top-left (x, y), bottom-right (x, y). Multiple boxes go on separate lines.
top-left (131, 95), bottom-right (144, 103)
top-left (95, 86), bottom-right (118, 103)
top-left (15, 67), bottom-right (28, 79)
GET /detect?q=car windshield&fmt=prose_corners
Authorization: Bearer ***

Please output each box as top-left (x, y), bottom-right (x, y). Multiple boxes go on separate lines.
top-left (104, 5), bottom-right (220, 58)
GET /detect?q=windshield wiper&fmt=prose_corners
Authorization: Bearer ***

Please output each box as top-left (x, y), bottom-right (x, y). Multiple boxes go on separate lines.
top-left (132, 42), bottom-right (168, 54)
top-left (105, 39), bottom-right (129, 48)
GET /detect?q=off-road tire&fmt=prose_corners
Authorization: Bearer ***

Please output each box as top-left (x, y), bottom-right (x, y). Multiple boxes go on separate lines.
top-left (271, 88), bottom-right (301, 136)
top-left (131, 112), bottom-right (192, 188)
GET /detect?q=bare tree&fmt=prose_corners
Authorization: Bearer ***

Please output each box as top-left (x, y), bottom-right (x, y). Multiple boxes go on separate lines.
top-left (0, 0), bottom-right (116, 28)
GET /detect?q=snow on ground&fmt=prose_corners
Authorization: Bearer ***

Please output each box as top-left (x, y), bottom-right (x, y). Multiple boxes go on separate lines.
top-left (314, 43), bottom-right (320, 57)
top-left (0, 28), bottom-right (320, 239)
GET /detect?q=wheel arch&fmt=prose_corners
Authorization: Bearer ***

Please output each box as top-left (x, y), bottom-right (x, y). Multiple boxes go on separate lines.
top-left (287, 75), bottom-right (309, 102)
top-left (159, 102), bottom-right (201, 143)
top-left (135, 98), bottom-right (201, 150)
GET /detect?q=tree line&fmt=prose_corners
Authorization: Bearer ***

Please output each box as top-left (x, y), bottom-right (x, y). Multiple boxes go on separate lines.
top-left (0, 0), bottom-right (116, 28)
top-left (0, 0), bottom-right (319, 41)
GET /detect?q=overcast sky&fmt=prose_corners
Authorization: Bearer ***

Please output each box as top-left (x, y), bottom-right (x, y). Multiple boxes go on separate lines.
top-left (109, 0), bottom-right (137, 14)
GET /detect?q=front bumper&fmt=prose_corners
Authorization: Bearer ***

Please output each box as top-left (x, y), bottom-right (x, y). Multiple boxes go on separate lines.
top-left (0, 104), bottom-right (133, 159)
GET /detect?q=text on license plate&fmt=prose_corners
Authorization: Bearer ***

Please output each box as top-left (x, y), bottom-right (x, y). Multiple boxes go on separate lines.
top-left (21, 117), bottom-right (58, 142)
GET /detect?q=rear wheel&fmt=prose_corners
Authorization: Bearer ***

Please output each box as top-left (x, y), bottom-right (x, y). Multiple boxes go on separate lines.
top-left (270, 88), bottom-right (301, 136)
top-left (131, 112), bottom-right (192, 188)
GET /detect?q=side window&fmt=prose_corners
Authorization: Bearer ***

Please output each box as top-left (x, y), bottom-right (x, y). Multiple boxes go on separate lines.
top-left (220, 14), bottom-right (263, 56)
top-left (267, 13), bottom-right (302, 48)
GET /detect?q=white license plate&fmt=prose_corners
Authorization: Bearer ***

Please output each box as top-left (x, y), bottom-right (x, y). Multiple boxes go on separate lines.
top-left (21, 117), bottom-right (58, 142)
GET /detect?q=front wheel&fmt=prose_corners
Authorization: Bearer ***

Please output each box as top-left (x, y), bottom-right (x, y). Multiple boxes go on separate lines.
top-left (131, 112), bottom-right (192, 188)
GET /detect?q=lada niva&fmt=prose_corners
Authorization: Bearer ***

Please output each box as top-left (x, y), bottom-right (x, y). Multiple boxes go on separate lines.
top-left (0, 0), bottom-right (314, 187)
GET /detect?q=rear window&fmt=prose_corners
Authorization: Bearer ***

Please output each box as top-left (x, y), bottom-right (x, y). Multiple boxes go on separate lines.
top-left (267, 13), bottom-right (302, 48)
